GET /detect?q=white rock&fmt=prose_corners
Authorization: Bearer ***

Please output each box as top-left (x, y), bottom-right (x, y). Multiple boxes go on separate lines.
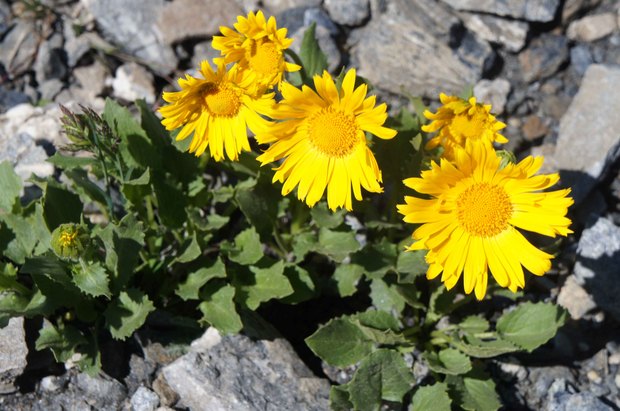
top-left (474, 78), bottom-right (511, 114)
top-left (112, 62), bottom-right (156, 104)
top-left (459, 12), bottom-right (528, 52)
top-left (557, 275), bottom-right (596, 320)
top-left (262, 0), bottom-right (322, 14)
top-left (567, 13), bottom-right (618, 42)
top-left (0, 317), bottom-right (28, 394)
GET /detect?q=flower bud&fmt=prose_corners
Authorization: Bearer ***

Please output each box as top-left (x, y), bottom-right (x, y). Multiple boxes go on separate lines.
top-left (51, 224), bottom-right (88, 260)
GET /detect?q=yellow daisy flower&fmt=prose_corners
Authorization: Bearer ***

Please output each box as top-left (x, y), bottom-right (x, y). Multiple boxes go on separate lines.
top-left (397, 141), bottom-right (573, 300)
top-left (422, 93), bottom-right (507, 160)
top-left (212, 10), bottom-right (301, 93)
top-left (159, 60), bottom-right (275, 161)
top-left (256, 69), bottom-right (397, 211)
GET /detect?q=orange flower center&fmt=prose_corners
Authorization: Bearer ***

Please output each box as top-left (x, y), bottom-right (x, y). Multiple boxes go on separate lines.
top-left (308, 107), bottom-right (360, 157)
top-left (203, 84), bottom-right (240, 117)
top-left (456, 182), bottom-right (512, 237)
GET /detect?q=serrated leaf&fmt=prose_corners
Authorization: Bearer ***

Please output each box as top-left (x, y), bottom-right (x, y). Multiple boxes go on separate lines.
top-left (352, 310), bottom-right (400, 331)
top-left (175, 234), bottom-right (201, 263)
top-left (459, 315), bottom-right (490, 334)
top-left (299, 22), bottom-right (328, 78)
top-left (36, 323), bottom-right (87, 363)
top-left (333, 264), bottom-right (364, 297)
top-left (460, 377), bottom-right (502, 411)
top-left (0, 161), bottom-right (22, 212)
top-left (279, 265), bottom-right (316, 304)
top-left (311, 203), bottom-right (345, 229)
top-left (1, 203), bottom-right (51, 263)
top-left (43, 184), bottom-right (83, 230)
top-left (424, 348), bottom-right (472, 376)
top-left (410, 383), bottom-right (451, 411)
top-left (352, 240), bottom-right (398, 279)
top-left (396, 250), bottom-right (427, 283)
top-left (104, 288), bottom-right (155, 340)
top-left (369, 279), bottom-right (406, 314)
top-left (124, 168), bottom-right (150, 185)
top-left (292, 231), bottom-right (317, 261)
top-left (317, 228), bottom-right (361, 262)
top-left (451, 335), bottom-right (519, 358)
top-left (496, 302), bottom-right (566, 352)
top-left (348, 349), bottom-right (414, 411)
top-left (228, 227), bottom-right (263, 265)
top-left (198, 282), bottom-right (242, 335)
top-left (73, 260), bottom-right (111, 298)
top-left (306, 318), bottom-right (374, 367)
top-left (233, 260), bottom-right (293, 310)
top-left (176, 258), bottom-right (226, 301)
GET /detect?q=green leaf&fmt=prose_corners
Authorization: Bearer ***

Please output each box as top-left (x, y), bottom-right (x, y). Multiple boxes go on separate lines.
top-left (311, 203), bottom-right (345, 229)
top-left (152, 175), bottom-right (187, 229)
top-left (333, 264), bottom-right (364, 297)
top-left (460, 376), bottom-right (502, 411)
top-left (451, 335), bottom-right (519, 359)
top-left (137, 99), bottom-right (169, 150)
top-left (348, 349), bottom-right (414, 411)
top-left (175, 234), bottom-right (201, 263)
top-left (330, 385), bottom-right (354, 411)
top-left (459, 315), bottom-right (490, 334)
top-left (317, 228), bottom-right (361, 262)
top-left (279, 265), bottom-right (316, 304)
top-left (369, 278), bottom-right (406, 314)
top-left (306, 318), bottom-right (374, 367)
top-left (350, 311), bottom-right (406, 345)
top-left (47, 153), bottom-right (97, 170)
top-left (235, 174), bottom-right (280, 239)
top-left (496, 302), bottom-right (566, 352)
top-left (176, 258), bottom-right (226, 301)
top-left (292, 231), bottom-right (317, 261)
top-left (424, 348), bottom-right (472, 376)
top-left (410, 383), bottom-right (451, 411)
top-left (72, 260), bottom-right (111, 298)
top-left (396, 250), bottom-right (427, 283)
top-left (104, 288), bottom-right (155, 340)
top-left (228, 227), bottom-right (263, 265)
top-left (35, 323), bottom-right (87, 363)
top-left (1, 204), bottom-right (51, 263)
top-left (352, 240), bottom-right (398, 279)
top-left (199, 282), bottom-right (243, 335)
top-left (43, 184), bottom-right (83, 230)
top-left (0, 161), bottom-right (22, 212)
top-left (124, 167), bottom-right (150, 185)
top-left (299, 22), bottom-right (328, 78)
top-left (233, 260), bottom-right (293, 310)
top-left (64, 168), bottom-right (110, 207)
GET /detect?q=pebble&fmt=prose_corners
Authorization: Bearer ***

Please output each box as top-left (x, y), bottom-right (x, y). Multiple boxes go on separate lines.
top-left (587, 370), bottom-right (603, 384)
top-left (112, 62), bottom-right (156, 104)
top-left (567, 13), bottom-right (618, 42)
top-left (518, 33), bottom-right (569, 82)
top-left (439, 0), bottom-right (560, 22)
top-left (474, 78), bottom-right (511, 114)
top-left (609, 353), bottom-right (620, 366)
top-left (521, 114), bottom-right (549, 140)
top-left (130, 386), bottom-right (160, 411)
top-left (324, 0), bottom-right (370, 27)
top-left (0, 317), bottom-right (28, 394)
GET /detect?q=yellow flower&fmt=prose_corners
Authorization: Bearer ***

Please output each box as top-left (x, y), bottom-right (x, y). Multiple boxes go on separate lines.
top-left (397, 141), bottom-right (573, 300)
top-left (212, 10), bottom-right (301, 93)
top-left (422, 93), bottom-right (507, 160)
top-left (256, 69), bottom-right (397, 211)
top-left (159, 60), bottom-right (275, 161)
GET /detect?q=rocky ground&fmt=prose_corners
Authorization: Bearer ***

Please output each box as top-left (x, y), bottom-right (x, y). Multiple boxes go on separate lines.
top-left (1, 0), bottom-right (620, 410)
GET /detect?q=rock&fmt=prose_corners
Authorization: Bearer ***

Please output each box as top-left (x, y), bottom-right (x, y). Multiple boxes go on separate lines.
top-left (124, 354), bottom-right (156, 395)
top-left (0, 20), bottom-right (41, 77)
top-left (156, 0), bottom-right (243, 45)
top-left (349, 0), bottom-right (493, 97)
top-left (473, 78), bottom-right (511, 114)
top-left (39, 375), bottom-right (68, 393)
top-left (303, 7), bottom-right (340, 36)
top-left (112, 62), bottom-right (156, 104)
top-left (521, 114), bottom-right (549, 140)
top-left (263, 0), bottom-right (322, 15)
top-left (550, 65), bottom-right (620, 204)
top-left (162, 328), bottom-right (330, 411)
top-left (131, 386), bottom-right (160, 411)
top-left (574, 217), bottom-right (620, 322)
top-left (567, 13), bottom-right (618, 42)
top-left (440, 0), bottom-right (560, 22)
top-left (34, 33), bottom-right (67, 85)
top-left (191, 41), bottom-right (223, 70)
top-left (570, 45), bottom-right (594, 76)
top-left (39, 79), bottom-right (65, 102)
top-left (557, 275), bottom-right (596, 320)
top-left (546, 392), bottom-right (613, 411)
top-left (0, 132), bottom-right (54, 181)
top-left (0, 87), bottom-right (30, 113)
top-left (72, 60), bottom-right (110, 99)
top-left (459, 12), bottom-right (529, 52)
top-left (518, 34), bottom-right (569, 83)
top-left (0, 317), bottom-right (28, 394)
top-left (0, 103), bottom-right (68, 148)
top-left (523, 366), bottom-right (575, 410)
top-left (324, 0), bottom-right (370, 27)
top-left (82, 0), bottom-right (177, 75)
top-left (290, 8), bottom-right (341, 72)
top-left (0, 0), bottom-right (11, 37)
top-left (75, 373), bottom-right (127, 410)
top-left (562, 0), bottom-right (602, 23)
top-left (152, 373), bottom-right (179, 407)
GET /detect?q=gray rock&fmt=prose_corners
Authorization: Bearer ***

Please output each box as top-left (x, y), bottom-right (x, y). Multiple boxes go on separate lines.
top-left (191, 41), bottom-right (223, 70)
top-left (557, 275), bottom-right (597, 320)
top-left (263, 0), bottom-right (322, 15)
top-left (474, 78), bottom-right (511, 114)
top-left (546, 392), bottom-right (613, 411)
top-left (39, 375), bottom-right (68, 393)
top-left (75, 373), bottom-right (127, 410)
top-left (162, 328), bottom-right (330, 411)
top-left (324, 0), bottom-right (370, 27)
top-left (459, 12), bottom-right (529, 52)
top-left (291, 19), bottom-right (341, 72)
top-left (72, 60), bottom-right (110, 100)
top-left (0, 0), bottom-right (11, 37)
top-left (570, 45), bottom-right (594, 76)
top-left (0, 132), bottom-right (53, 181)
top-left (0, 103), bottom-right (68, 149)
top-left (0, 20), bottom-right (40, 77)
top-left (550, 65), bottom-right (620, 204)
top-left (522, 366), bottom-right (576, 410)
top-left (39, 79), bottom-right (65, 102)
top-left (0, 317), bottom-right (28, 394)
top-left (574, 217), bottom-right (620, 322)
top-left (34, 33), bottom-right (67, 84)
top-left (567, 13), bottom-right (617, 42)
top-left (82, 0), bottom-right (177, 75)
top-left (0, 87), bottom-right (30, 113)
top-left (131, 386), bottom-right (160, 411)
top-left (349, 0), bottom-right (493, 97)
top-left (112, 62), bottom-right (156, 104)
top-left (303, 7), bottom-right (340, 36)
top-left (156, 0), bottom-right (243, 45)
top-left (518, 34), bottom-right (569, 83)
top-left (440, 0), bottom-right (560, 22)
top-left (287, 8), bottom-right (341, 72)
top-left (562, 0), bottom-right (602, 23)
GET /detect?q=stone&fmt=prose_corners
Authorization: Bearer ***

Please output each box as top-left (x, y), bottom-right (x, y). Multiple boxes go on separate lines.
top-left (39, 375), bottom-right (67, 393)
top-left (459, 12), bottom-right (529, 52)
top-left (546, 392), bottom-right (613, 411)
top-left (557, 275), bottom-right (597, 319)
top-left (551, 65), bottom-right (620, 204)
top-left (0, 20), bottom-right (41, 77)
top-left (567, 13), bottom-right (617, 42)
top-left (156, 0), bottom-right (243, 45)
top-left (34, 33), bottom-right (67, 84)
top-left (473, 78), bottom-right (511, 114)
top-left (290, 10), bottom-right (341, 72)
top-left (263, 0), bottom-right (322, 15)
top-left (440, 0), bottom-right (560, 22)
top-left (521, 114), bottom-right (549, 140)
top-left (152, 373), bottom-right (179, 407)
top-left (574, 217), bottom-right (620, 322)
top-left (191, 41), bottom-right (223, 70)
top-left (75, 373), bottom-right (127, 410)
top-left (0, 0), bottom-right (10, 37)
top-left (72, 60), bottom-right (110, 100)
top-left (0, 87), bottom-right (30, 113)
top-left (39, 79), bottom-right (65, 102)
top-left (0, 132), bottom-right (54, 181)
top-left (570, 45), bottom-right (594, 76)
top-left (518, 34), bottom-right (569, 83)
top-left (82, 0), bottom-right (177, 75)
top-left (131, 386), bottom-right (160, 411)
top-left (349, 0), bottom-right (493, 97)
top-left (324, 0), bottom-right (370, 27)
top-left (562, 0), bottom-right (602, 23)
top-left (124, 354), bottom-right (156, 395)
top-left (162, 328), bottom-right (330, 411)
top-left (0, 317), bottom-right (28, 394)
top-left (112, 62), bottom-right (156, 104)
top-left (0, 103), bottom-right (68, 148)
